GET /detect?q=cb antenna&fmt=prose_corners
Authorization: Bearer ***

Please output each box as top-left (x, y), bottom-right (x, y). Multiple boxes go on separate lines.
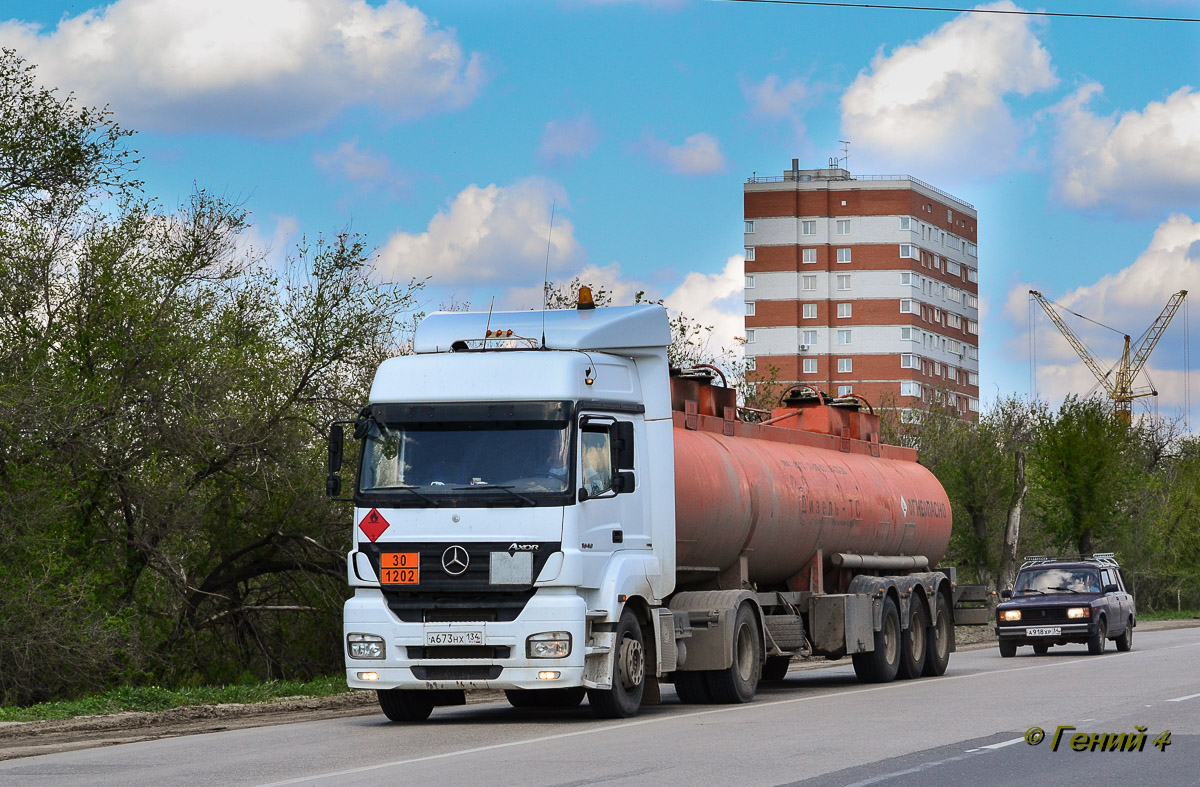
top-left (483, 296), bottom-right (495, 346)
top-left (541, 199), bottom-right (556, 348)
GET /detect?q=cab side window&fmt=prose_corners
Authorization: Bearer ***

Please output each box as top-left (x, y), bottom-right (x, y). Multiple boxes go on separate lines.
top-left (581, 430), bottom-right (614, 496)
top-left (578, 417), bottom-right (635, 499)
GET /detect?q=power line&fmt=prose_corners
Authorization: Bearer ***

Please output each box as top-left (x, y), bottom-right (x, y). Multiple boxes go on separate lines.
top-left (718, 0), bottom-right (1200, 23)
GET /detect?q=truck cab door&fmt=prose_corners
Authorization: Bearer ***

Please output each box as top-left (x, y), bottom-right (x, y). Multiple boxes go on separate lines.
top-left (576, 415), bottom-right (644, 588)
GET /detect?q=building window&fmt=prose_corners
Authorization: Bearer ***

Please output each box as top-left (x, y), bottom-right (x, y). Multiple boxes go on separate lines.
top-left (802, 303), bottom-right (817, 319)
top-left (900, 381), bottom-right (921, 397)
top-left (745, 301), bottom-right (755, 316)
top-left (899, 216), bottom-right (911, 230)
top-left (837, 385), bottom-right (853, 396)
top-left (837, 302), bottom-right (852, 318)
top-left (803, 358), bottom-right (817, 374)
top-left (967, 267), bottom-right (978, 283)
top-left (900, 298), bottom-right (915, 313)
top-left (946, 260), bottom-right (961, 276)
top-left (802, 248), bottom-right (817, 264)
top-left (802, 329), bottom-right (818, 346)
top-left (966, 242), bottom-right (977, 257)
top-left (900, 327), bottom-right (912, 340)
top-left (801, 220), bottom-right (816, 235)
top-left (838, 329), bottom-right (852, 345)
top-left (900, 244), bottom-right (918, 259)
top-left (968, 294), bottom-right (978, 309)
top-left (901, 354), bottom-right (919, 369)
top-left (745, 275), bottom-right (755, 289)
top-left (837, 248), bottom-right (852, 264)
top-left (947, 209), bottom-right (953, 222)
top-left (836, 274), bottom-right (851, 291)
top-left (744, 246), bottom-right (755, 261)
top-left (746, 356), bottom-right (756, 371)
top-left (968, 345), bottom-right (978, 360)
top-left (802, 274), bottom-right (817, 291)
top-left (900, 272), bottom-right (912, 286)
top-left (745, 220), bottom-right (755, 233)
top-left (837, 358), bottom-right (852, 373)
top-left (969, 372), bottom-right (979, 385)
top-left (933, 361), bottom-right (941, 375)
top-left (968, 320), bottom-right (978, 334)
top-left (745, 329), bottom-right (756, 343)
top-left (947, 313), bottom-right (962, 329)
top-left (969, 397), bottom-right (980, 413)
top-left (836, 219), bottom-right (850, 235)
top-left (932, 255), bottom-right (940, 269)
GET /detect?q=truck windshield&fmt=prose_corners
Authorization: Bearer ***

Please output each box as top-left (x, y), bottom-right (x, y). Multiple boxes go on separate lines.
top-left (358, 421), bottom-right (571, 502)
top-left (1014, 567), bottom-right (1101, 594)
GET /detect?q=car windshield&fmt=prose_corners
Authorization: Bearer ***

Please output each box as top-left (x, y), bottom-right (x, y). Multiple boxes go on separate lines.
top-left (358, 421), bottom-right (571, 501)
top-left (1014, 567), bottom-right (1102, 594)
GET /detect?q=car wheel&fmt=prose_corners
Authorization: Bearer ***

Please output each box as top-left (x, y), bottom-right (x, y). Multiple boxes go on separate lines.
top-left (998, 640), bottom-right (1017, 658)
top-left (1087, 618), bottom-right (1107, 655)
top-left (1115, 617), bottom-right (1133, 652)
top-left (1032, 643), bottom-right (1049, 655)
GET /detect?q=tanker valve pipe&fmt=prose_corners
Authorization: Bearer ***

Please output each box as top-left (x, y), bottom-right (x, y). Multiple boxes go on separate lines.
top-left (831, 553), bottom-right (930, 571)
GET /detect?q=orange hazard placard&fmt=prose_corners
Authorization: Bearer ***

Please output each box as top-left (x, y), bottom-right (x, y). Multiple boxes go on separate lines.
top-left (379, 552), bottom-right (419, 585)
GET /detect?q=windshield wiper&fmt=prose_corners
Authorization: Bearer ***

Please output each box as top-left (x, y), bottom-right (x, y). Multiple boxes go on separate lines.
top-left (1016, 588), bottom-right (1045, 595)
top-left (1050, 586), bottom-right (1081, 594)
top-left (452, 484), bottom-right (536, 506)
top-left (374, 485), bottom-right (440, 506)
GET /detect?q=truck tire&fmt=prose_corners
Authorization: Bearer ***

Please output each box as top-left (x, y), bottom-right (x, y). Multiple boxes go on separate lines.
top-left (504, 689), bottom-right (541, 708)
top-left (672, 671), bottom-right (711, 704)
top-left (851, 596), bottom-right (901, 683)
top-left (1087, 617), bottom-right (1107, 655)
top-left (588, 608), bottom-right (645, 718)
top-left (1116, 617), bottom-right (1133, 652)
top-left (705, 604), bottom-right (762, 703)
top-left (921, 591), bottom-right (951, 677)
top-left (537, 687), bottom-right (586, 707)
top-left (377, 689), bottom-right (435, 722)
top-left (897, 600), bottom-right (927, 680)
top-left (762, 656), bottom-right (791, 682)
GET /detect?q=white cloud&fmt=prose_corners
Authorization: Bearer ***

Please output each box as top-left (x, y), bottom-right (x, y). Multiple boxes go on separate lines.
top-left (233, 214), bottom-right (301, 272)
top-left (376, 177), bottom-right (579, 285)
top-left (742, 74), bottom-right (809, 120)
top-left (840, 1), bottom-right (1055, 176)
top-left (1051, 84), bottom-right (1200, 214)
top-left (1005, 214), bottom-right (1200, 412)
top-left (640, 132), bottom-right (726, 175)
top-left (537, 115), bottom-right (600, 165)
top-left (664, 255), bottom-right (746, 360)
top-left (1, 0), bottom-right (484, 135)
top-left (314, 139), bottom-right (397, 186)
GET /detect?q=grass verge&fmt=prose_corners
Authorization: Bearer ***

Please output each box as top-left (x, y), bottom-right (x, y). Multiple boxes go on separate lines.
top-left (0, 676), bottom-right (352, 723)
top-left (1139, 609), bottom-right (1200, 621)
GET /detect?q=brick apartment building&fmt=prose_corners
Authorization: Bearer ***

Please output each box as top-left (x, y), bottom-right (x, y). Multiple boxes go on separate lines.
top-left (743, 161), bottom-right (980, 420)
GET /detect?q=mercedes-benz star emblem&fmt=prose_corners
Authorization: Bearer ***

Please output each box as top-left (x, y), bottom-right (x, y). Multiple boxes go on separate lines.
top-left (441, 545), bottom-right (469, 576)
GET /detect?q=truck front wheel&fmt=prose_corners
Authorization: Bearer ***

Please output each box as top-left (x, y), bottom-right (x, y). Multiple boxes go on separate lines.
top-left (588, 609), bottom-right (645, 718)
top-left (851, 596), bottom-right (900, 683)
top-left (377, 689), bottom-right (435, 722)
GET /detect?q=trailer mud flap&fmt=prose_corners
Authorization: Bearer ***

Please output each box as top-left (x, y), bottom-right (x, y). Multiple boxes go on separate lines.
top-left (809, 594), bottom-right (874, 656)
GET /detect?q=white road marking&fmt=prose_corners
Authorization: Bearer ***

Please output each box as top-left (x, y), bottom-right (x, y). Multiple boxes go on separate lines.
top-left (254, 636), bottom-right (1200, 786)
top-left (1167, 692), bottom-right (1200, 702)
top-left (979, 737), bottom-right (1025, 750)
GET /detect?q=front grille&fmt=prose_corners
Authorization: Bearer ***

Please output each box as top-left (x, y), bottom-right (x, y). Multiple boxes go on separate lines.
top-left (384, 590), bottom-right (537, 622)
top-left (411, 665), bottom-right (502, 681)
top-left (407, 645), bottom-right (511, 659)
top-left (1000, 607), bottom-right (1073, 625)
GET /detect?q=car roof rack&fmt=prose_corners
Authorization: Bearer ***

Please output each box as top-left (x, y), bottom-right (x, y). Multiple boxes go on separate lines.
top-left (1020, 553), bottom-right (1120, 570)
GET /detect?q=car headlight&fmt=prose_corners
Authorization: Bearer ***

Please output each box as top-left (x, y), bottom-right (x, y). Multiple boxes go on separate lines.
top-left (1067, 607), bottom-right (1090, 619)
top-left (347, 632), bottom-right (386, 659)
top-left (1001, 610), bottom-right (1021, 622)
top-left (527, 631), bottom-right (572, 658)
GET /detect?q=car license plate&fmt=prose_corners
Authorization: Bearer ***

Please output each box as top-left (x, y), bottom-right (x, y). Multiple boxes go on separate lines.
top-left (425, 631), bottom-right (483, 646)
top-left (380, 552), bottom-right (419, 585)
top-left (1028, 626), bottom-right (1061, 637)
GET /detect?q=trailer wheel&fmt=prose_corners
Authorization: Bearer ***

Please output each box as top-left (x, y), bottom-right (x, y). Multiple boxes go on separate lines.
top-left (921, 591), bottom-right (952, 677)
top-left (851, 596), bottom-right (900, 683)
top-left (377, 689), bottom-right (435, 722)
top-left (762, 656), bottom-right (791, 682)
top-left (897, 600), bottom-right (927, 680)
top-left (706, 604), bottom-right (762, 703)
top-left (672, 671), bottom-right (711, 704)
top-left (588, 608), bottom-right (645, 718)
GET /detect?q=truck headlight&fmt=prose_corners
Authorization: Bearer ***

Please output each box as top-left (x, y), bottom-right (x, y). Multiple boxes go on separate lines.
top-left (1067, 607), bottom-right (1090, 619)
top-left (527, 631), bottom-right (572, 659)
top-left (1001, 610), bottom-right (1021, 622)
top-left (347, 632), bottom-right (386, 659)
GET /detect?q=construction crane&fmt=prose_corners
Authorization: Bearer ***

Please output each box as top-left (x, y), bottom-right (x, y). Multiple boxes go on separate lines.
top-left (1030, 289), bottom-right (1188, 424)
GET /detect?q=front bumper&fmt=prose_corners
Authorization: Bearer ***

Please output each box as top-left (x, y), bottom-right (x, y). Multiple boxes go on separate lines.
top-left (995, 621), bottom-right (1096, 644)
top-left (344, 588), bottom-right (587, 692)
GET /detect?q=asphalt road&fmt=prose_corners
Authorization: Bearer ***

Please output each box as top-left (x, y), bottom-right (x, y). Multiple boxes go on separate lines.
top-left (3, 627), bottom-right (1198, 786)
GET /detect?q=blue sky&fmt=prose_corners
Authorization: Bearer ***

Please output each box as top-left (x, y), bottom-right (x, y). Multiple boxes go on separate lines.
top-left (3, 0), bottom-right (1198, 423)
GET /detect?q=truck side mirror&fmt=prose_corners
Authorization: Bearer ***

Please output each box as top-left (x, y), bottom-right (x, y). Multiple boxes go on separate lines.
top-left (1000, 588), bottom-right (1013, 599)
top-left (613, 422), bottom-right (635, 469)
top-left (329, 423), bottom-right (344, 473)
top-left (326, 474), bottom-right (342, 497)
top-left (612, 470), bottom-right (635, 494)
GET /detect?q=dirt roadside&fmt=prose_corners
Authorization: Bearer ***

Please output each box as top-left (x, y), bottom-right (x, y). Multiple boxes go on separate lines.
top-left (2, 618), bottom-right (1195, 762)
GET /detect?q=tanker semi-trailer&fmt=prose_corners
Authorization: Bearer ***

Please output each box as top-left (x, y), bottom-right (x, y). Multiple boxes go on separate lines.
top-left (326, 298), bottom-right (987, 722)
